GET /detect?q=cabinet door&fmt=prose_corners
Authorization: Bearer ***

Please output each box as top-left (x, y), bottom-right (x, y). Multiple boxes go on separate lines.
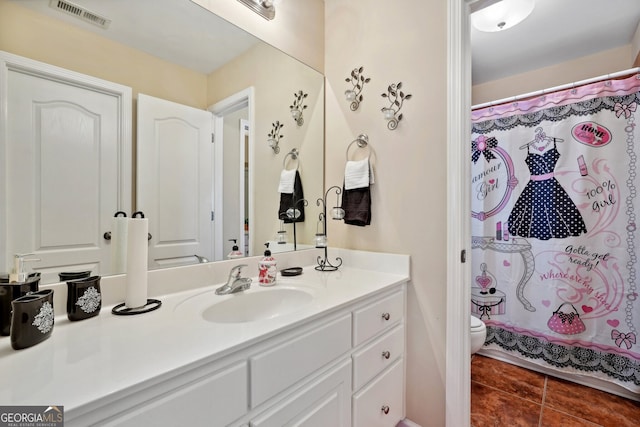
top-left (250, 313), bottom-right (351, 407)
top-left (353, 358), bottom-right (404, 427)
top-left (250, 359), bottom-right (351, 427)
top-left (104, 361), bottom-right (247, 427)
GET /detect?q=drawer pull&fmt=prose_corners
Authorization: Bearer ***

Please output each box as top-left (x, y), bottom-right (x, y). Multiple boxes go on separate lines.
top-left (381, 312), bottom-right (391, 321)
top-left (381, 405), bottom-right (390, 414)
top-left (382, 350), bottom-right (391, 359)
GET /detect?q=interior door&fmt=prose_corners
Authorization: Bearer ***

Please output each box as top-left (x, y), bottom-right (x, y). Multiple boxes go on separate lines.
top-left (3, 54), bottom-right (131, 283)
top-left (137, 94), bottom-right (213, 268)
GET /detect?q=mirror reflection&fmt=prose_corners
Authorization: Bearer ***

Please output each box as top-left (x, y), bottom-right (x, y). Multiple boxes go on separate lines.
top-left (0, 0), bottom-right (324, 284)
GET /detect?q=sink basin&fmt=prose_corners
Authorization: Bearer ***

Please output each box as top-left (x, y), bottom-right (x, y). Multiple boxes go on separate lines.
top-left (201, 288), bottom-right (314, 323)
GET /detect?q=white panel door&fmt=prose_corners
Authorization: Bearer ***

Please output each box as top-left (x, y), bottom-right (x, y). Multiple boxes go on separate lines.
top-left (137, 94), bottom-right (213, 268)
top-left (4, 54), bottom-right (131, 283)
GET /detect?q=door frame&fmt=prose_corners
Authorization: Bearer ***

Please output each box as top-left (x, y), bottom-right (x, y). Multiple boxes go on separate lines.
top-left (209, 87), bottom-right (255, 260)
top-left (240, 118), bottom-right (250, 256)
top-left (0, 50), bottom-right (132, 273)
top-left (446, 1), bottom-right (473, 426)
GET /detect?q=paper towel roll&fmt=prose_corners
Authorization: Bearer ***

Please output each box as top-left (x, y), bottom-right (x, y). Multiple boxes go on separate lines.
top-left (125, 217), bottom-right (148, 308)
top-left (110, 216), bottom-right (129, 275)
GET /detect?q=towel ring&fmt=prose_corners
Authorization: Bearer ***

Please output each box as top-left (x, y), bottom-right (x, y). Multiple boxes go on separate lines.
top-left (346, 134), bottom-right (370, 160)
top-left (283, 148), bottom-right (300, 170)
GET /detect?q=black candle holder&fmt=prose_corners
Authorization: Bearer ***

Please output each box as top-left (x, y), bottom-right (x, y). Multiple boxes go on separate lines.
top-left (315, 186), bottom-right (343, 271)
top-left (286, 197), bottom-right (308, 251)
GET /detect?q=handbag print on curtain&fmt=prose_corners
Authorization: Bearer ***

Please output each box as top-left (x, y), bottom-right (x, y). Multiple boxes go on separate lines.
top-left (547, 303), bottom-right (586, 335)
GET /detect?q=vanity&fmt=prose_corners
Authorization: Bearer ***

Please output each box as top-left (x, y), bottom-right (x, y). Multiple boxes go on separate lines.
top-left (0, 249), bottom-right (409, 427)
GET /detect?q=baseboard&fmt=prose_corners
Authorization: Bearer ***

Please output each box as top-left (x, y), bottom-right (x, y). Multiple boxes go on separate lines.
top-left (397, 419), bottom-right (422, 427)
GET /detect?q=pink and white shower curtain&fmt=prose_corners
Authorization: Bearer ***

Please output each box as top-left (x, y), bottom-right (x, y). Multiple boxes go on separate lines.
top-left (471, 73), bottom-right (640, 393)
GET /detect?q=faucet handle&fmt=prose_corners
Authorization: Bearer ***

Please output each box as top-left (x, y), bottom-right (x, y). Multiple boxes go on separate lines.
top-left (231, 264), bottom-right (248, 277)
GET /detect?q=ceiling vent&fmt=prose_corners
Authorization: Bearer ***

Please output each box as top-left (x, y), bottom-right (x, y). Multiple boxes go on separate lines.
top-left (49, 0), bottom-right (111, 29)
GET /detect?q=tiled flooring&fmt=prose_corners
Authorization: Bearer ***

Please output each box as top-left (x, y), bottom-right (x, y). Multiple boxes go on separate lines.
top-left (471, 354), bottom-right (640, 427)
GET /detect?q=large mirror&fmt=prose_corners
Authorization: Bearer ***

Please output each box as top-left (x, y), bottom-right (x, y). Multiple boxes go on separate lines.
top-left (0, 0), bottom-right (324, 284)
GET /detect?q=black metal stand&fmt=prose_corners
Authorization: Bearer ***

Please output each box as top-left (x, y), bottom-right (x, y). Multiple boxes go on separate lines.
top-left (288, 197), bottom-right (308, 251)
top-left (112, 299), bottom-right (162, 316)
top-left (315, 186), bottom-right (343, 271)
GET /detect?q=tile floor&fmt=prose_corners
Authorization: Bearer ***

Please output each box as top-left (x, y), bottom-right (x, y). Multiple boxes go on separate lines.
top-left (471, 354), bottom-right (640, 427)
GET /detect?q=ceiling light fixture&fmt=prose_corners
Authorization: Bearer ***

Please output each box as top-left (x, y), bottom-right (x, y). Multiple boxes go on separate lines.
top-left (237, 0), bottom-right (276, 21)
top-left (471, 0), bottom-right (535, 32)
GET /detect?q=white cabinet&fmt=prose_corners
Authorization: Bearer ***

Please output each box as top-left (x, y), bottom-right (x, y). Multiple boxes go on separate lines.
top-left (351, 288), bottom-right (406, 427)
top-left (71, 284), bottom-right (406, 427)
top-left (245, 286), bottom-right (405, 427)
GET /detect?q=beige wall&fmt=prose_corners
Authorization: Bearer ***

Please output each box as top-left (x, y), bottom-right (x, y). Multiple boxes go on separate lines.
top-left (0, 0), bottom-right (207, 109)
top-left (191, 0), bottom-right (325, 73)
top-left (325, 0), bottom-right (448, 425)
top-left (633, 20), bottom-right (640, 66)
top-left (207, 43), bottom-right (325, 255)
top-left (472, 44), bottom-right (636, 105)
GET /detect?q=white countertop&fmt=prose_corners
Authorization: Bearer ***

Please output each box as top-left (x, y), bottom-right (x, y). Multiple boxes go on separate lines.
top-left (0, 249), bottom-right (409, 417)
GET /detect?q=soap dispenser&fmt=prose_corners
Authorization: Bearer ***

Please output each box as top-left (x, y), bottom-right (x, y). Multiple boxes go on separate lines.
top-left (258, 243), bottom-right (277, 286)
top-left (9, 253), bottom-right (39, 283)
top-left (1, 254), bottom-right (41, 336)
top-left (227, 239), bottom-right (244, 259)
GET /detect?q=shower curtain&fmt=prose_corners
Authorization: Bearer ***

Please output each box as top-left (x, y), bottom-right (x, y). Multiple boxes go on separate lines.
top-left (471, 73), bottom-right (640, 394)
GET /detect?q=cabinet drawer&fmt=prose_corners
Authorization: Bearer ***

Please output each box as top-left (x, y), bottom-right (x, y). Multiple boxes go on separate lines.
top-left (353, 290), bottom-right (404, 346)
top-left (353, 358), bottom-right (404, 427)
top-left (250, 359), bottom-right (352, 427)
top-left (250, 313), bottom-right (352, 408)
top-left (353, 324), bottom-right (404, 390)
top-left (106, 361), bottom-right (248, 427)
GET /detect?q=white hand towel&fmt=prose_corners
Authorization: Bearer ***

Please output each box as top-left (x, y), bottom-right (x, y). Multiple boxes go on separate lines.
top-left (344, 158), bottom-right (371, 190)
top-left (278, 168), bottom-right (297, 194)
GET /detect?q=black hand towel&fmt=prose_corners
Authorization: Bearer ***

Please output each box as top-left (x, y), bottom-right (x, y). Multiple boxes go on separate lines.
top-left (341, 185), bottom-right (371, 226)
top-left (278, 170), bottom-right (305, 223)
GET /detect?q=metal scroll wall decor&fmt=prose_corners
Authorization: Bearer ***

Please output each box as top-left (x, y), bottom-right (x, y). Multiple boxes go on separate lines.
top-left (381, 82), bottom-right (412, 130)
top-left (344, 66), bottom-right (371, 111)
top-left (290, 90), bottom-right (308, 126)
top-left (267, 121), bottom-right (284, 154)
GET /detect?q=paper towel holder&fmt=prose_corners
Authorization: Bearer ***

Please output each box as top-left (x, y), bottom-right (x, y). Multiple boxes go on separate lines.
top-left (103, 211), bottom-right (128, 241)
top-left (112, 299), bottom-right (162, 316)
top-left (132, 211), bottom-right (153, 241)
top-left (111, 210), bottom-right (162, 316)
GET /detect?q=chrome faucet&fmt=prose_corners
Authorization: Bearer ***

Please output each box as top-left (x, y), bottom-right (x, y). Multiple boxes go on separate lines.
top-left (215, 264), bottom-right (252, 295)
top-left (194, 254), bottom-right (209, 263)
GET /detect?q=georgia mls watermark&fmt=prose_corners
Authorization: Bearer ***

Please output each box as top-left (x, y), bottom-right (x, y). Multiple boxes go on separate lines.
top-left (0, 406), bottom-right (63, 427)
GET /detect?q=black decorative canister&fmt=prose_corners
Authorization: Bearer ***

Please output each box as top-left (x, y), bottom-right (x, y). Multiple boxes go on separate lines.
top-left (0, 273), bottom-right (41, 336)
top-left (58, 271), bottom-right (91, 282)
top-left (66, 276), bottom-right (102, 321)
top-left (10, 289), bottom-right (54, 350)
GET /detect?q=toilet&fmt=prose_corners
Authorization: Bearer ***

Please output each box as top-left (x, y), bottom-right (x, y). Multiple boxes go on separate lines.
top-left (470, 315), bottom-right (487, 354)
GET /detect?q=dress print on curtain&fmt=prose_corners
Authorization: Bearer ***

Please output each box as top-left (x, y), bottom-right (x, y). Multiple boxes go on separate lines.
top-left (507, 127), bottom-right (587, 240)
top-left (470, 73), bottom-right (640, 396)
